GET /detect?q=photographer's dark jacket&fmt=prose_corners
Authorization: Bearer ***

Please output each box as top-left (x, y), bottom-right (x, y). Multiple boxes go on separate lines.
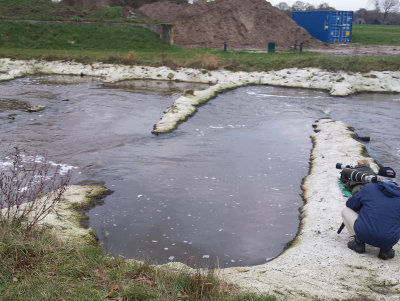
top-left (346, 181), bottom-right (400, 249)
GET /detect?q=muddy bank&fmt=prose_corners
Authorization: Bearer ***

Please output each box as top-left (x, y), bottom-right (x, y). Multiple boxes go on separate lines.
top-left (1, 58), bottom-right (400, 134)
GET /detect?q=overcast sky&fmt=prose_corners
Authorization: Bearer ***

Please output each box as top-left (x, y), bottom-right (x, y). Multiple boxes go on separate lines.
top-left (268, 0), bottom-right (372, 11)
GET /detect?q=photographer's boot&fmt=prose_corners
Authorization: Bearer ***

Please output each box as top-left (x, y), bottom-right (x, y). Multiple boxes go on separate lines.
top-left (378, 248), bottom-right (395, 260)
top-left (347, 236), bottom-right (365, 254)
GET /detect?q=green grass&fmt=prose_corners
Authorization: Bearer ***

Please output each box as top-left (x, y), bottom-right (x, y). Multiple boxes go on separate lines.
top-left (0, 0), bottom-right (153, 23)
top-left (2, 46), bottom-right (400, 73)
top-left (0, 0), bottom-right (70, 20)
top-left (1, 22), bottom-right (400, 72)
top-left (0, 22), bottom-right (175, 51)
top-left (352, 24), bottom-right (400, 46)
top-left (0, 221), bottom-right (276, 301)
top-left (1, 13), bottom-right (400, 74)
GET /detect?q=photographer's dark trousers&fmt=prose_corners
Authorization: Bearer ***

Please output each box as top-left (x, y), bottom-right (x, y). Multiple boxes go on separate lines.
top-left (341, 207), bottom-right (358, 236)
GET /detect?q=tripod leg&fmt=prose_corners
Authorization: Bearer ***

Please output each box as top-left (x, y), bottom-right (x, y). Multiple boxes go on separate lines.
top-left (337, 222), bottom-right (345, 234)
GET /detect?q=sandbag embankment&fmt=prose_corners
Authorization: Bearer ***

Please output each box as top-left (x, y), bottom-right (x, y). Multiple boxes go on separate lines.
top-left (138, 0), bottom-right (323, 49)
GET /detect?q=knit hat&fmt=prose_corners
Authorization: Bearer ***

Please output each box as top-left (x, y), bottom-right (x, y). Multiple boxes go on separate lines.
top-left (378, 167), bottom-right (396, 178)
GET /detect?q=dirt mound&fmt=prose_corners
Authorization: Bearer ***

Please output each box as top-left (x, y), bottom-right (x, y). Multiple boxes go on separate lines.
top-left (138, 0), bottom-right (324, 50)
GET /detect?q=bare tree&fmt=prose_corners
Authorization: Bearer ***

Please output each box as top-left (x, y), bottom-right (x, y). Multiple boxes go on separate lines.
top-left (317, 2), bottom-right (335, 10)
top-left (292, 1), bottom-right (307, 11)
top-left (276, 1), bottom-right (291, 11)
top-left (370, 0), bottom-right (400, 22)
top-left (382, 0), bottom-right (400, 21)
top-left (291, 1), bottom-right (315, 11)
top-left (276, 1), bottom-right (292, 15)
top-left (305, 3), bottom-right (315, 10)
top-left (0, 148), bottom-right (71, 233)
top-left (371, 0), bottom-right (380, 10)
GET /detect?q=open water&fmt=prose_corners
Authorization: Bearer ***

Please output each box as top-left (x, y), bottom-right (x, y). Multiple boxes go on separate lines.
top-left (1, 75), bottom-right (399, 267)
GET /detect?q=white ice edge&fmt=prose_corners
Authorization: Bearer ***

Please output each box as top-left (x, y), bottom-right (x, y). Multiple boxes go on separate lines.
top-left (1, 58), bottom-right (400, 134)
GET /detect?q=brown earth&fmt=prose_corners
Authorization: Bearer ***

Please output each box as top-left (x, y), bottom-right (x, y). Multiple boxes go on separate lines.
top-left (137, 0), bottom-right (324, 50)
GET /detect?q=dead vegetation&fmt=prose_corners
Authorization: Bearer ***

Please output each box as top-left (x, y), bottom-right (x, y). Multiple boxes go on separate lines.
top-left (0, 147), bottom-right (71, 233)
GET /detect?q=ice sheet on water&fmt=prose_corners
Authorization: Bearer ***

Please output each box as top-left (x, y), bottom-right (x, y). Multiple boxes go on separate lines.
top-left (227, 124), bottom-right (246, 128)
top-left (17, 187), bottom-right (28, 193)
top-left (247, 92), bottom-right (291, 99)
top-left (0, 161), bottom-right (13, 167)
top-left (52, 162), bottom-right (77, 175)
top-left (247, 90), bottom-right (325, 100)
top-left (1, 154), bottom-right (77, 176)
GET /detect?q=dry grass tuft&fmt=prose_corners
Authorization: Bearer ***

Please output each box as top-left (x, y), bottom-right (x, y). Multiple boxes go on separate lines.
top-left (199, 53), bottom-right (220, 69)
top-left (125, 50), bottom-right (137, 65)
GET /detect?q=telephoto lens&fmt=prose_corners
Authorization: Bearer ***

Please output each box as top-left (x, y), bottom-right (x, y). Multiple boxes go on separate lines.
top-left (336, 163), bottom-right (354, 169)
top-left (341, 168), bottom-right (378, 184)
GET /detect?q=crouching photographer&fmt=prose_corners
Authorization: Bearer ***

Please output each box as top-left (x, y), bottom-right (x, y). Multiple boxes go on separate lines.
top-left (340, 166), bottom-right (400, 260)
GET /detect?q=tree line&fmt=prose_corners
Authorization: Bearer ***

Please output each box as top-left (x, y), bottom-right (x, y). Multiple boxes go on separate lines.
top-left (275, 0), bottom-right (400, 25)
top-left (276, 1), bottom-right (335, 12)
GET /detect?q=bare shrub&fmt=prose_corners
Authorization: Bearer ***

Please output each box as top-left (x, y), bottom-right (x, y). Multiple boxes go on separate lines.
top-left (0, 147), bottom-right (71, 233)
top-left (199, 53), bottom-right (220, 69)
top-left (160, 53), bottom-right (178, 69)
top-left (126, 50), bottom-right (137, 65)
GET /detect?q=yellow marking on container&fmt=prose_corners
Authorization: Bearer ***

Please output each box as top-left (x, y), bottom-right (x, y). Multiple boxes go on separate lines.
top-left (346, 31), bottom-right (350, 36)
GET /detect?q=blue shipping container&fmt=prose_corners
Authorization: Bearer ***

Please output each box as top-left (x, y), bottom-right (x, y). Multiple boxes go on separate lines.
top-left (291, 10), bottom-right (353, 43)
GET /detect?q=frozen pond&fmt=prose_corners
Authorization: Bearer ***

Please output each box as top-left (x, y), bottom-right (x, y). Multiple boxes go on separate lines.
top-left (1, 75), bottom-right (399, 267)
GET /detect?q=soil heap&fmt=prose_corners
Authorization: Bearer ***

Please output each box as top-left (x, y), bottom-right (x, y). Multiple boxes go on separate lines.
top-left (138, 0), bottom-right (324, 49)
